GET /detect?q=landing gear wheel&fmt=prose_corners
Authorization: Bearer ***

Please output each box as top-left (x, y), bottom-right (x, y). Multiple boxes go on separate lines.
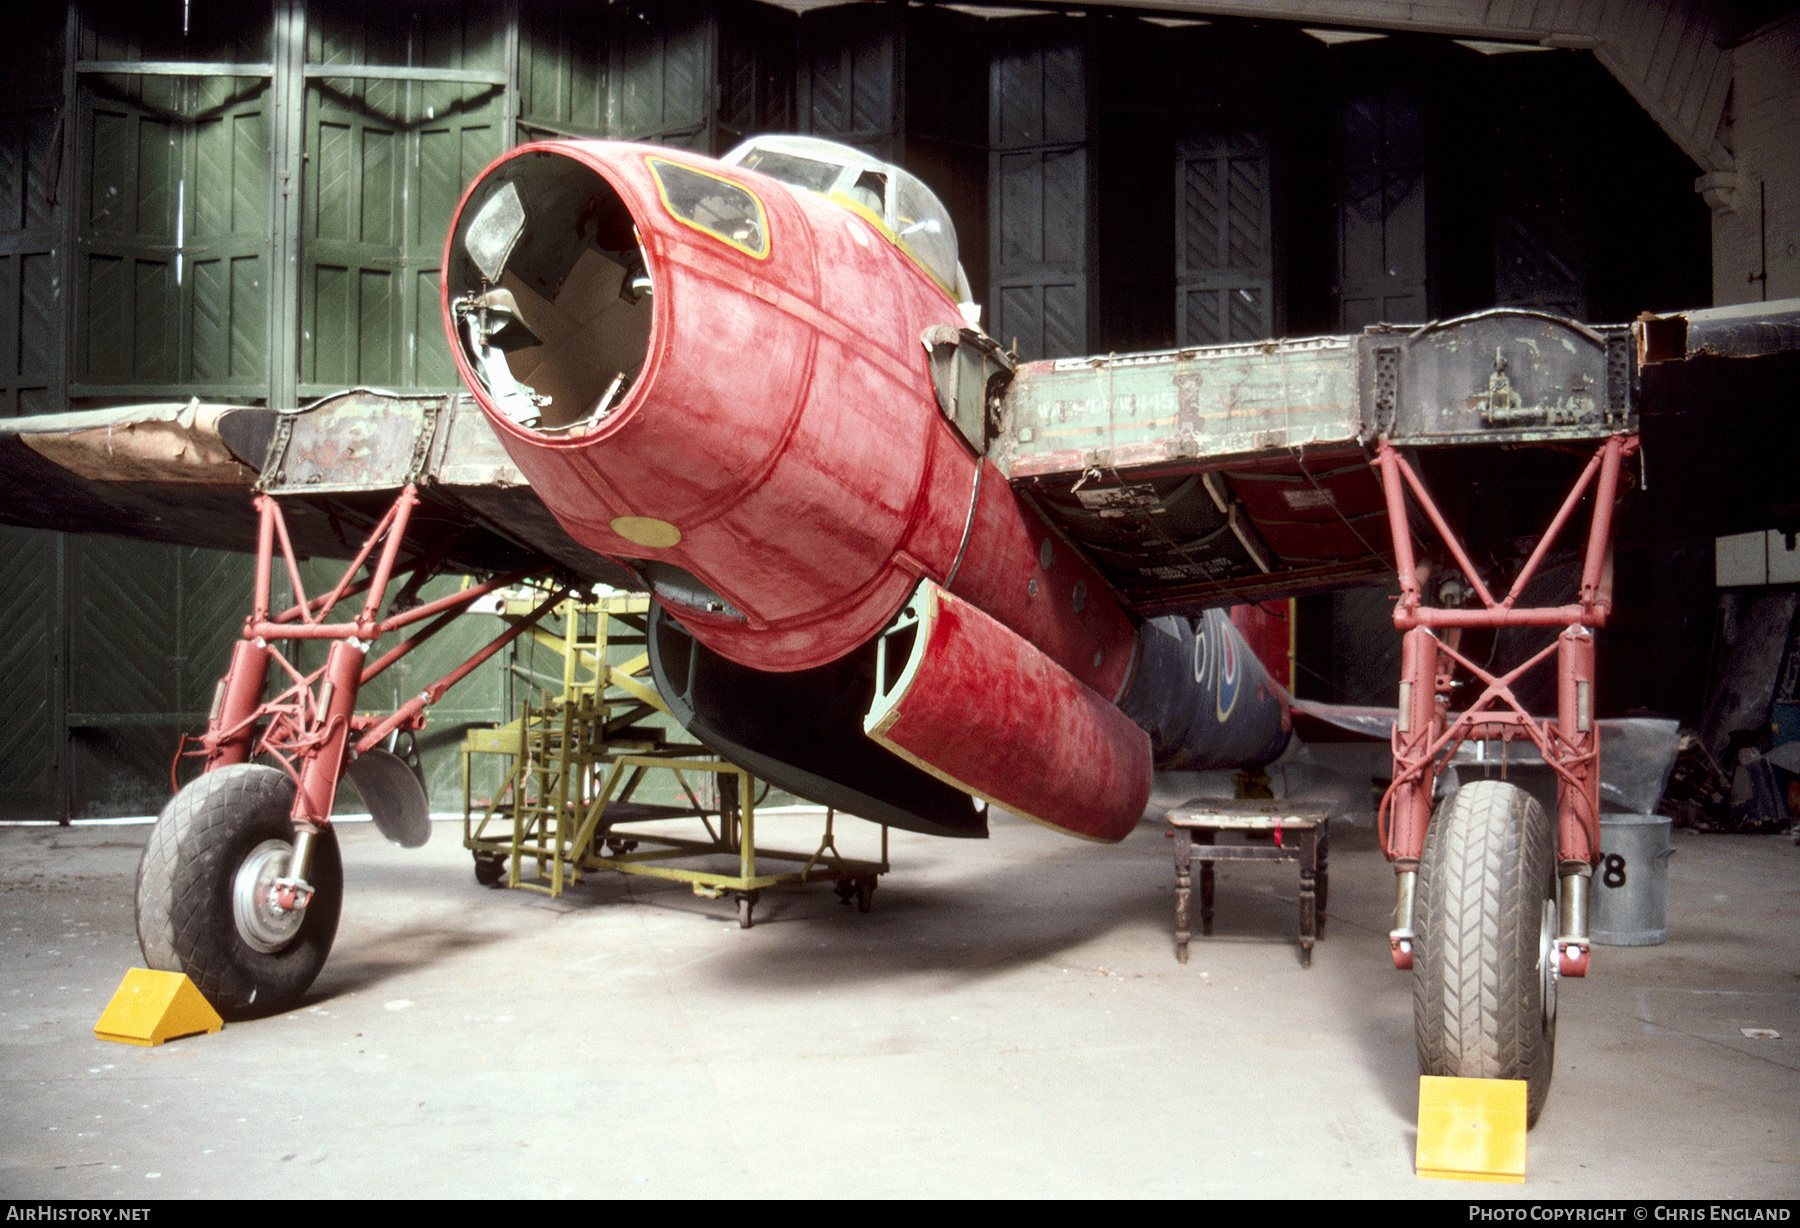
top-left (1413, 779), bottom-right (1558, 1126)
top-left (473, 851), bottom-right (507, 887)
top-left (136, 765), bottom-right (343, 1020)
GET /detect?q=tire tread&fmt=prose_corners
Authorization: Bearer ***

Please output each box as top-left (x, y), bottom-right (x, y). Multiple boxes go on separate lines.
top-left (134, 765), bottom-right (341, 1019)
top-left (1413, 779), bottom-right (1556, 1124)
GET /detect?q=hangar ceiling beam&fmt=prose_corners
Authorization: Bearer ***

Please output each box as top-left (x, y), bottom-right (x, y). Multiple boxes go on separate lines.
top-left (951, 0), bottom-right (1738, 174)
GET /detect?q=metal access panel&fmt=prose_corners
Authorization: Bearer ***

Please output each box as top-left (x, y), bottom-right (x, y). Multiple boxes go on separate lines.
top-left (996, 309), bottom-right (1634, 617)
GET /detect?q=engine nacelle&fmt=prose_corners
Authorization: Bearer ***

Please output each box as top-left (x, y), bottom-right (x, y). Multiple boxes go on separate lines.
top-left (865, 583), bottom-right (1152, 841)
top-left (653, 579), bottom-right (1288, 841)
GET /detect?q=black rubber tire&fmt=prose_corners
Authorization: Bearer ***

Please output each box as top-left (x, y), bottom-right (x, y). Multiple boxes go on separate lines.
top-left (473, 852), bottom-right (508, 887)
top-left (136, 765), bottom-right (343, 1020)
top-left (1413, 779), bottom-right (1558, 1126)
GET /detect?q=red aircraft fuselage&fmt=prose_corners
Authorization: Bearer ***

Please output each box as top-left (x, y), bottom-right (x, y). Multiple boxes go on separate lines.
top-left (443, 140), bottom-right (1134, 693)
top-left (442, 138), bottom-right (1287, 842)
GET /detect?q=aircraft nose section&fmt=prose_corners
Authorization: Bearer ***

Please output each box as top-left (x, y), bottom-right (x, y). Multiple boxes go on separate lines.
top-left (444, 145), bottom-right (660, 438)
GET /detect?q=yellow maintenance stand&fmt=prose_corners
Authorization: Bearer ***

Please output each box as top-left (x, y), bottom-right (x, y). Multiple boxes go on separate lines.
top-left (461, 591), bottom-right (886, 927)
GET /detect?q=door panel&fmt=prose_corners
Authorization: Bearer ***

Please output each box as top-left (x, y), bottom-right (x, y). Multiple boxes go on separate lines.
top-left (1336, 85), bottom-right (1427, 329)
top-left (1177, 133), bottom-right (1274, 346)
top-left (990, 29), bottom-right (1091, 361)
top-left (302, 2), bottom-right (503, 395)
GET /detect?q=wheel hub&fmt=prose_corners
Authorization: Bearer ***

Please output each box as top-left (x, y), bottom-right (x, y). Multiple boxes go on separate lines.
top-left (1539, 895), bottom-right (1559, 1031)
top-left (233, 840), bottom-right (304, 953)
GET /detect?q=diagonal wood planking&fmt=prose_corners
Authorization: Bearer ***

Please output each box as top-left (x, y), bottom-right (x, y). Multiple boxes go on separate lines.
top-left (992, 31), bottom-right (1092, 360)
top-left (0, 529), bottom-right (58, 811)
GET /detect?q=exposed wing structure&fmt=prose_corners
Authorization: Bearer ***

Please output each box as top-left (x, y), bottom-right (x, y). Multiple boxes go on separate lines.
top-left (993, 308), bottom-right (1635, 618)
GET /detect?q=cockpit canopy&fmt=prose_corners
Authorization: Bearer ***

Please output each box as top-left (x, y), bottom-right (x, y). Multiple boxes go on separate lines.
top-left (722, 134), bottom-right (972, 308)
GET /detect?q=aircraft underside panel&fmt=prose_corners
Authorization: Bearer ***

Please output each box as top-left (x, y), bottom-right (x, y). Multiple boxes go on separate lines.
top-left (647, 600), bottom-right (988, 839)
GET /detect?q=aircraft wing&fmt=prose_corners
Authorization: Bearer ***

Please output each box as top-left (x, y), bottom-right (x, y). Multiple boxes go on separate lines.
top-left (0, 400), bottom-right (271, 552)
top-left (0, 390), bottom-right (636, 590)
top-left (989, 307), bottom-right (1636, 619)
top-left (0, 305), bottom-right (1638, 848)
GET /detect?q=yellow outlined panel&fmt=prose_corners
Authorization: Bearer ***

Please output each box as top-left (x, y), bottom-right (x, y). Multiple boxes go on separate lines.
top-left (648, 157), bottom-right (770, 259)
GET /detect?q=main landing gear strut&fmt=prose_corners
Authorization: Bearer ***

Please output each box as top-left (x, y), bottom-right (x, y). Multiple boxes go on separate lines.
top-left (135, 486), bottom-right (566, 1017)
top-left (1375, 434), bottom-right (1635, 1126)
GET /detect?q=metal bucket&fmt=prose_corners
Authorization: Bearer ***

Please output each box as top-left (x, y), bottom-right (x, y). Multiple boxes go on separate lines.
top-left (1591, 813), bottom-right (1674, 946)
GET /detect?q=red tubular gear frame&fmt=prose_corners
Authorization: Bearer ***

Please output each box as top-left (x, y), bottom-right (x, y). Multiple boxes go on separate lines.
top-left (187, 487), bottom-right (568, 834)
top-left (1374, 433), bottom-right (1638, 872)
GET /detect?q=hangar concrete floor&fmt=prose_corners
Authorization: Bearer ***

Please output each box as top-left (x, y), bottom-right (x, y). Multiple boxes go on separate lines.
top-left (0, 793), bottom-right (1795, 1200)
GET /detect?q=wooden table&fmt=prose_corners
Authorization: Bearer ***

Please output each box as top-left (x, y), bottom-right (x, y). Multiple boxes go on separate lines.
top-left (1167, 798), bottom-right (1330, 968)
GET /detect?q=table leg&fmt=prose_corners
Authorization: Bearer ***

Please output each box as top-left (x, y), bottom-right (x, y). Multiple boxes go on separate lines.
top-left (1174, 827), bottom-right (1192, 963)
top-left (1316, 821), bottom-right (1329, 939)
top-left (1298, 826), bottom-right (1318, 968)
top-left (1200, 862), bottom-right (1216, 937)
